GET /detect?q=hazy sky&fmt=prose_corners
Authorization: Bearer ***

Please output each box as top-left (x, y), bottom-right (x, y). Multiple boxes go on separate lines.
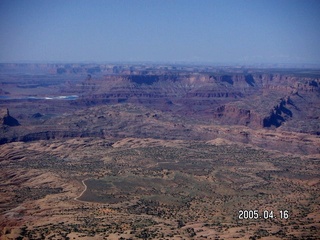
top-left (0, 0), bottom-right (319, 64)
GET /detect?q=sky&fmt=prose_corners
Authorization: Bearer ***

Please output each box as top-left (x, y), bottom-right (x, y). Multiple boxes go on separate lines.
top-left (0, 0), bottom-right (320, 65)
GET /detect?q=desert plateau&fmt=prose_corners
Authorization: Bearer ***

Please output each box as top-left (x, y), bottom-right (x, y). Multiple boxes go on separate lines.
top-left (0, 63), bottom-right (319, 239)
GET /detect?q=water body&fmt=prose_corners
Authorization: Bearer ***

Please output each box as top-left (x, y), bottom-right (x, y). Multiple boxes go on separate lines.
top-left (42, 95), bottom-right (79, 100)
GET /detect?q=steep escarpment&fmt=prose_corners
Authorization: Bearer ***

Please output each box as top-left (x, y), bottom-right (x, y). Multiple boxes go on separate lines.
top-left (1, 103), bottom-right (319, 154)
top-left (1, 65), bottom-right (319, 152)
top-left (37, 70), bottom-right (320, 132)
top-left (210, 74), bottom-right (257, 87)
top-left (1, 108), bottom-right (20, 126)
top-left (263, 97), bottom-right (293, 128)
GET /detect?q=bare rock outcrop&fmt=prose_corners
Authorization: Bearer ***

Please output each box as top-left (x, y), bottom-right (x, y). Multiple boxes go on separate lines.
top-left (1, 108), bottom-right (20, 126)
top-left (213, 104), bottom-right (263, 128)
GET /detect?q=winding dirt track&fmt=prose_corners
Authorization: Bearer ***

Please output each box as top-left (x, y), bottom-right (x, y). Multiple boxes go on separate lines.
top-left (74, 180), bottom-right (87, 202)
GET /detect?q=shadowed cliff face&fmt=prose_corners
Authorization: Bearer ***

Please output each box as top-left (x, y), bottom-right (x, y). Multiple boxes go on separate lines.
top-left (129, 75), bottom-right (160, 85)
top-left (263, 98), bottom-right (293, 128)
top-left (245, 74), bottom-right (255, 86)
top-left (221, 75), bottom-right (234, 85)
top-left (1, 109), bottom-right (20, 126)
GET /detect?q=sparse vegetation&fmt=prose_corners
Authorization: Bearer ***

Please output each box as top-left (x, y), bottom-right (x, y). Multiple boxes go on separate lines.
top-left (0, 65), bottom-right (319, 239)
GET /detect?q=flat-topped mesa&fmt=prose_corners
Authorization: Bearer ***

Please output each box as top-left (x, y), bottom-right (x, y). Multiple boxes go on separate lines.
top-left (1, 108), bottom-right (20, 126)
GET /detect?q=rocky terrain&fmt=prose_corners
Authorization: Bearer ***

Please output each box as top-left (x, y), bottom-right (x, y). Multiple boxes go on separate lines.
top-left (1, 64), bottom-right (319, 151)
top-left (0, 64), bottom-right (319, 239)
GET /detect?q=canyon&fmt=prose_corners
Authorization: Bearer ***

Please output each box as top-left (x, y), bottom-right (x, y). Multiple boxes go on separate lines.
top-left (0, 63), bottom-right (319, 239)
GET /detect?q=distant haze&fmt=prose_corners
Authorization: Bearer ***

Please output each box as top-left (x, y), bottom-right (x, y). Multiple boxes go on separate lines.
top-left (0, 0), bottom-right (319, 65)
